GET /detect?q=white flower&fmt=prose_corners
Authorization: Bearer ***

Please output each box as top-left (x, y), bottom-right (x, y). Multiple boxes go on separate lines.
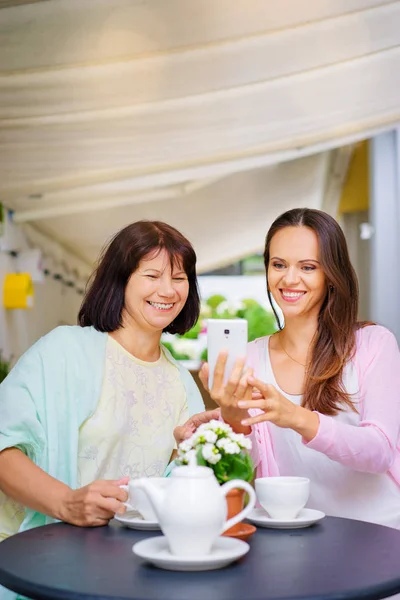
top-left (216, 438), bottom-right (241, 455)
top-left (200, 302), bottom-right (212, 318)
top-left (202, 443), bottom-right (222, 464)
top-left (172, 338), bottom-right (198, 359)
top-left (215, 300), bottom-right (245, 317)
top-left (199, 420), bottom-right (231, 434)
top-left (229, 432), bottom-right (252, 450)
top-left (178, 439), bottom-right (194, 453)
top-left (239, 437), bottom-right (252, 451)
top-left (181, 449), bottom-right (197, 466)
top-left (191, 429), bottom-right (218, 446)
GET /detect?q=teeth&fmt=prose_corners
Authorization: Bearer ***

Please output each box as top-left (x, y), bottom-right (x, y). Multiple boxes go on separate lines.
top-left (149, 302), bottom-right (173, 310)
top-left (282, 292), bottom-right (304, 298)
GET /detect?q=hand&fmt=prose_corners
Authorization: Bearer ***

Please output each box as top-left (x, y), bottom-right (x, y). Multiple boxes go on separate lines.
top-left (238, 377), bottom-right (319, 441)
top-left (173, 409), bottom-right (221, 444)
top-left (59, 477), bottom-right (129, 527)
top-left (199, 352), bottom-right (252, 433)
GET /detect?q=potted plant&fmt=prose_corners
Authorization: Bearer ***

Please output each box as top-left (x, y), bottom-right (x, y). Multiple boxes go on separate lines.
top-left (176, 420), bottom-right (255, 538)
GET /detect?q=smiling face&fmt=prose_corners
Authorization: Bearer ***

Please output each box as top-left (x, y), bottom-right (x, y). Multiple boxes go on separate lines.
top-left (267, 226), bottom-right (327, 323)
top-left (122, 248), bottom-right (189, 333)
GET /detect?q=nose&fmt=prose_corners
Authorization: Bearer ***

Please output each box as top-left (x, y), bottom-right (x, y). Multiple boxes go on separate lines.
top-left (283, 266), bottom-right (301, 286)
top-left (158, 276), bottom-right (175, 298)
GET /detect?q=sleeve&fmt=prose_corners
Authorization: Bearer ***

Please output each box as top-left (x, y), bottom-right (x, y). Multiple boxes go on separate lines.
top-left (304, 329), bottom-right (400, 473)
top-left (0, 341), bottom-right (46, 464)
top-left (180, 368), bottom-right (205, 416)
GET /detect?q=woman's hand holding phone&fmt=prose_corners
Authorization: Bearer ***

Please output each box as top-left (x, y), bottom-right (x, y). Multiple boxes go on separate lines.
top-left (199, 352), bottom-right (253, 434)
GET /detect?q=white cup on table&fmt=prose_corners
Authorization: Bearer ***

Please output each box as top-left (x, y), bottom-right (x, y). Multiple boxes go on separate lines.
top-left (255, 476), bottom-right (310, 519)
top-left (120, 477), bottom-right (170, 521)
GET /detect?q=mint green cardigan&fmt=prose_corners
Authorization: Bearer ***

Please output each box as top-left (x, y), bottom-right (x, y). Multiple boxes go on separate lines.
top-left (0, 325), bottom-right (204, 534)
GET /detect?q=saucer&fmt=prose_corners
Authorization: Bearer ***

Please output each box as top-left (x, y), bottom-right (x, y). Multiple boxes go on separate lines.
top-left (132, 536), bottom-right (249, 571)
top-left (223, 522), bottom-right (257, 542)
top-left (247, 507), bottom-right (325, 529)
top-left (114, 511), bottom-right (160, 531)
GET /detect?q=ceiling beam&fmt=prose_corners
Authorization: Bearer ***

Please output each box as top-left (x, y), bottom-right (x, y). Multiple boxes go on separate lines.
top-left (12, 187), bottom-right (183, 223)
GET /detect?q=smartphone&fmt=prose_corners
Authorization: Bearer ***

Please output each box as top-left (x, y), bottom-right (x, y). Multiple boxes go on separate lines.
top-left (207, 318), bottom-right (248, 388)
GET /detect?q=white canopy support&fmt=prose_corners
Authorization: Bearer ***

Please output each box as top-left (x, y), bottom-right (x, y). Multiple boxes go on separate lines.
top-left (1, 0), bottom-right (400, 270)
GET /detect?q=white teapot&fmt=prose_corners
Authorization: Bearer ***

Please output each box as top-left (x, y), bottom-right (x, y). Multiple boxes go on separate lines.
top-left (131, 465), bottom-right (256, 556)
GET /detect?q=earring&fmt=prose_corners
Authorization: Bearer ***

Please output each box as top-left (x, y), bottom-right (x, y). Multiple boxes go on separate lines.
top-left (329, 284), bottom-right (334, 291)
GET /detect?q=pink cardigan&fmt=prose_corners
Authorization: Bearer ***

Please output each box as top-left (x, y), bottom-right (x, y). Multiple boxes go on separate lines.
top-left (247, 325), bottom-right (400, 484)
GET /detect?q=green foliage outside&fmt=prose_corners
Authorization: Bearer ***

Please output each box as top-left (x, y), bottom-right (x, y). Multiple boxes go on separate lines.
top-left (0, 351), bottom-right (11, 384)
top-left (161, 341), bottom-right (192, 361)
top-left (164, 296), bottom-right (277, 362)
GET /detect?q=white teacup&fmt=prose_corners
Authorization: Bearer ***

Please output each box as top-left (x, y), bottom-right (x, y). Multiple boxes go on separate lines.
top-left (121, 478), bottom-right (170, 521)
top-left (255, 476), bottom-right (310, 520)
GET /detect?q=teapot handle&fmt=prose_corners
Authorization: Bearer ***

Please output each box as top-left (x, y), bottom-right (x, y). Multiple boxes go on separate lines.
top-left (219, 480), bottom-right (256, 534)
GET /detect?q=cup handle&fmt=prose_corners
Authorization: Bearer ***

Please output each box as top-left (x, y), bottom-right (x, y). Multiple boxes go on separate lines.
top-left (219, 480), bottom-right (256, 534)
top-left (119, 484), bottom-right (134, 511)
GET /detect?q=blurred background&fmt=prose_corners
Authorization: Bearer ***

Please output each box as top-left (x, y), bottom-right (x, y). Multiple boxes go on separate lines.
top-left (1, 0), bottom-right (400, 391)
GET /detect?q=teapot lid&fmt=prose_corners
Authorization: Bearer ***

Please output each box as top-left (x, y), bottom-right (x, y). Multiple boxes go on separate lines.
top-left (172, 465), bottom-right (213, 479)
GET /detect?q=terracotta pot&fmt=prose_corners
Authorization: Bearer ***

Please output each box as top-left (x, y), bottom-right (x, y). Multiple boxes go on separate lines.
top-left (223, 488), bottom-right (257, 542)
top-left (223, 488), bottom-right (246, 536)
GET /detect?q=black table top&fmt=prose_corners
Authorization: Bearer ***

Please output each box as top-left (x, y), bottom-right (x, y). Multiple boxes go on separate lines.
top-left (1, 517), bottom-right (400, 600)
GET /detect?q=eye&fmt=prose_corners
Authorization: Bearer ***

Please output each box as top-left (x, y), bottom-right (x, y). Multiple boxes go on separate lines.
top-left (173, 276), bottom-right (187, 281)
top-left (271, 262), bottom-right (285, 270)
top-left (302, 265), bottom-right (316, 272)
top-left (146, 274), bottom-right (158, 279)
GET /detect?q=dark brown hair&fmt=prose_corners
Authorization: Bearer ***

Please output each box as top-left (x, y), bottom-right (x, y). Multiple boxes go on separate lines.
top-left (78, 220), bottom-right (200, 335)
top-left (264, 208), bottom-right (366, 415)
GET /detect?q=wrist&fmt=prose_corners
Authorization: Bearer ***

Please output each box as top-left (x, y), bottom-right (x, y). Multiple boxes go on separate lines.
top-left (293, 406), bottom-right (319, 442)
top-left (54, 485), bottom-right (74, 523)
top-left (221, 409), bottom-right (251, 435)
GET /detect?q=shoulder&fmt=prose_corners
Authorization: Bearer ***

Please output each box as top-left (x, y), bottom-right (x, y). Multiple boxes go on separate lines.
top-left (354, 324), bottom-right (399, 374)
top-left (39, 325), bottom-right (106, 350)
top-left (355, 324), bottom-right (399, 353)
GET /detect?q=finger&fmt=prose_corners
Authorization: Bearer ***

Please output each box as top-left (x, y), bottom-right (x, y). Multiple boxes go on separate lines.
top-left (199, 363), bottom-right (210, 391)
top-left (173, 424), bottom-right (194, 444)
top-left (237, 399), bottom-right (269, 410)
top-left (211, 352), bottom-right (229, 391)
top-left (248, 377), bottom-right (275, 397)
top-left (114, 476), bottom-right (129, 486)
top-left (234, 368), bottom-right (253, 401)
top-left (224, 356), bottom-right (246, 396)
top-left (241, 412), bottom-right (275, 427)
top-left (98, 496), bottom-right (127, 516)
top-left (191, 409), bottom-right (221, 428)
top-left (95, 482), bottom-right (129, 502)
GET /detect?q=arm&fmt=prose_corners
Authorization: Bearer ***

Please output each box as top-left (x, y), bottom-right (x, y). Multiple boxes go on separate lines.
top-left (0, 447), bottom-right (128, 526)
top-left (0, 336), bottom-right (127, 527)
top-left (304, 329), bottom-right (400, 473)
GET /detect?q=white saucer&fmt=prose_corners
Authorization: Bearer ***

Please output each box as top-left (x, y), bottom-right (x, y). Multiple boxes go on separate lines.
top-left (132, 536), bottom-right (249, 571)
top-left (247, 507), bottom-right (325, 529)
top-left (114, 511), bottom-right (160, 531)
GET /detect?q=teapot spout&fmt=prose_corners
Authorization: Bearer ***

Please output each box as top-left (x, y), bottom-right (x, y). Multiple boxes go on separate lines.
top-left (130, 478), bottom-right (165, 521)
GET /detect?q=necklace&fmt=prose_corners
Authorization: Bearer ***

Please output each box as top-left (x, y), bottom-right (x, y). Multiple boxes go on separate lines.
top-left (277, 334), bottom-right (308, 369)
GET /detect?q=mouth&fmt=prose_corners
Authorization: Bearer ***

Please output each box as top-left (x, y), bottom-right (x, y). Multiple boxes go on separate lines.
top-left (147, 301), bottom-right (175, 311)
top-left (279, 289), bottom-right (306, 303)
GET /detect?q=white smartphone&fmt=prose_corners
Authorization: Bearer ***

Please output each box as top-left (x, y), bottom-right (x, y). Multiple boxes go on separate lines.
top-left (207, 318), bottom-right (248, 388)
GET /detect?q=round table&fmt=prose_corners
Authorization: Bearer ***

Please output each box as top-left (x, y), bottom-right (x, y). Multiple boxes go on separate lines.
top-left (1, 517), bottom-right (400, 600)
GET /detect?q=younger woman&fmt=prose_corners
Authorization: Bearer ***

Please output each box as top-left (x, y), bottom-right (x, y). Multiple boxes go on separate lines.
top-left (202, 208), bottom-right (400, 528)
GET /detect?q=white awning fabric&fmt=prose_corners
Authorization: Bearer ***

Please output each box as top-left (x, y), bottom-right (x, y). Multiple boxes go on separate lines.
top-left (1, 0), bottom-right (400, 272)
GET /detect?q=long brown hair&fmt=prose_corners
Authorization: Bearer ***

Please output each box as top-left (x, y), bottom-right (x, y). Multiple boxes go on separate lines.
top-left (264, 208), bottom-right (365, 415)
top-left (78, 220), bottom-right (200, 335)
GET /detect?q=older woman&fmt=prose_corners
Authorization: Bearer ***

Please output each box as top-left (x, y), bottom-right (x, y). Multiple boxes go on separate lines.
top-left (0, 220), bottom-right (208, 539)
